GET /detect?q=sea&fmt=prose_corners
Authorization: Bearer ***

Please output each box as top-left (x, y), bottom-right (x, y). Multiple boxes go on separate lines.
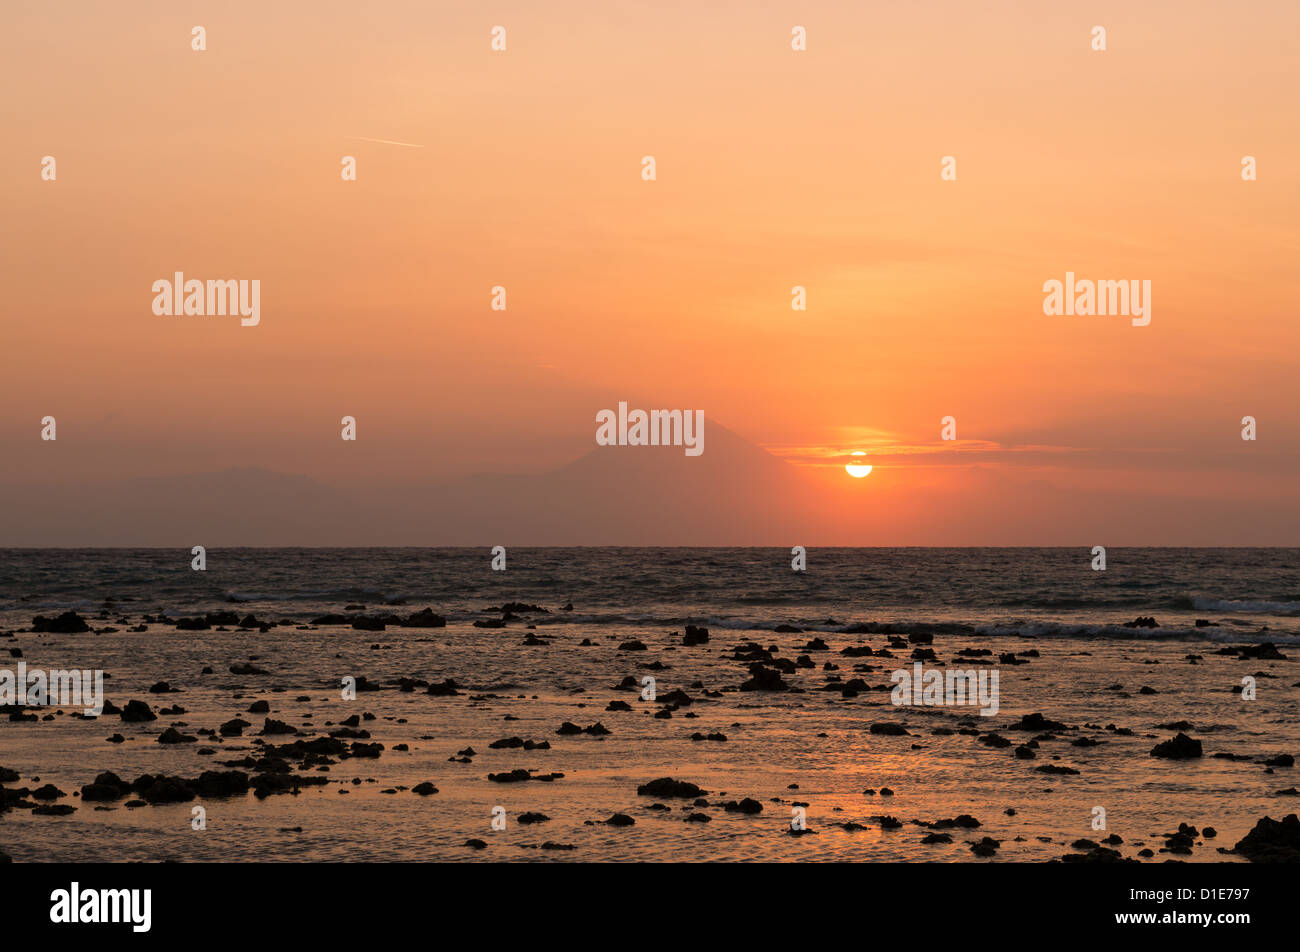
top-left (1, 548), bottom-right (1297, 862)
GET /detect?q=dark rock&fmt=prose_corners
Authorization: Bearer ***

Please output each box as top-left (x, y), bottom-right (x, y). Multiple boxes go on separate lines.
top-left (401, 609), bottom-right (446, 628)
top-left (191, 771), bottom-right (250, 797)
top-left (1123, 616), bottom-right (1159, 628)
top-left (636, 777), bottom-right (703, 798)
top-left (870, 722), bottom-right (910, 736)
top-left (80, 771), bottom-right (132, 801)
top-left (120, 700), bottom-right (156, 723)
top-left (1007, 713), bottom-right (1068, 732)
top-left (133, 774), bottom-right (196, 804)
top-left (1061, 845), bottom-right (1135, 864)
top-left (690, 731), bottom-right (727, 742)
top-left (487, 769), bottom-right (529, 784)
top-left (739, 664), bottom-right (789, 692)
top-left (498, 602), bottom-right (548, 614)
top-left (33, 804), bottom-right (77, 816)
top-left (219, 718), bottom-right (250, 736)
top-left (682, 625), bottom-right (709, 646)
top-left (1239, 643), bottom-right (1287, 660)
top-left (1150, 733), bottom-right (1203, 759)
top-left (31, 611), bottom-right (91, 633)
top-left (1232, 815), bottom-right (1300, 862)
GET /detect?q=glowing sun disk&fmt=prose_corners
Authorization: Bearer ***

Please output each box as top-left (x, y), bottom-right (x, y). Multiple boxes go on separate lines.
top-left (845, 451), bottom-right (873, 478)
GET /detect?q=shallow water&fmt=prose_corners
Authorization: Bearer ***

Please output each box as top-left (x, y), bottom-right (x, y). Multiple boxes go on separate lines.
top-left (1, 548), bottom-right (1297, 862)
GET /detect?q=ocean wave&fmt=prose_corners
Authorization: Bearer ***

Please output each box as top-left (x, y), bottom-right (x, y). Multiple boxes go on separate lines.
top-left (534, 611), bottom-right (1298, 644)
top-left (0, 597), bottom-right (99, 613)
top-left (222, 588), bottom-right (400, 604)
top-left (7, 600), bottom-right (1296, 646)
top-left (974, 622), bottom-right (1300, 645)
top-left (997, 591), bottom-right (1300, 612)
top-left (1189, 597), bottom-right (1300, 615)
top-left (998, 597), bottom-right (1149, 609)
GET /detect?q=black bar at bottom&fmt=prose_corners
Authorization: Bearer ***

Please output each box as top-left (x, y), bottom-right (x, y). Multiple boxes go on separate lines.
top-left (3, 860), bottom-right (1276, 938)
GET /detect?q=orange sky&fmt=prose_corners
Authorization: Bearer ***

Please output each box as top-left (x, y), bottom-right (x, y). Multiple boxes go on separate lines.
top-left (2, 1), bottom-right (1297, 543)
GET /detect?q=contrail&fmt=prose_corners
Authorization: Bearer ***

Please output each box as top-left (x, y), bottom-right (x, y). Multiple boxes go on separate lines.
top-left (354, 136), bottom-right (425, 148)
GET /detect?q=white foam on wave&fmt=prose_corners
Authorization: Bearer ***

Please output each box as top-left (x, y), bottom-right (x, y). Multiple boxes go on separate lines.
top-left (975, 622), bottom-right (1300, 645)
top-left (1192, 597), bottom-right (1300, 614)
top-left (536, 612), bottom-right (1299, 644)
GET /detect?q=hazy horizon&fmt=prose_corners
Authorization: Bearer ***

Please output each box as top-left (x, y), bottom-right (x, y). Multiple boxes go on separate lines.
top-left (4, 415), bottom-right (1298, 546)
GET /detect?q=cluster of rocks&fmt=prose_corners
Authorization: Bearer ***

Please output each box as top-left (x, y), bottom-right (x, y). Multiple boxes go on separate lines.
top-left (10, 599), bottom-right (1297, 864)
top-left (310, 608), bottom-right (446, 631)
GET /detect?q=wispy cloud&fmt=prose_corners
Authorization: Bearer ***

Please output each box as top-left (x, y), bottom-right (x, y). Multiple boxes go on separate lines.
top-left (764, 439), bottom-right (1090, 469)
top-left (353, 136), bottom-right (425, 148)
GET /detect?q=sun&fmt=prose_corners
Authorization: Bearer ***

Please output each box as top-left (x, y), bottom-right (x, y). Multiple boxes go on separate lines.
top-left (845, 451), bottom-right (873, 478)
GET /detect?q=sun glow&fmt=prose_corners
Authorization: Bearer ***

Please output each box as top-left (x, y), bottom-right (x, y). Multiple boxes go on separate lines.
top-left (845, 451), bottom-right (873, 479)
